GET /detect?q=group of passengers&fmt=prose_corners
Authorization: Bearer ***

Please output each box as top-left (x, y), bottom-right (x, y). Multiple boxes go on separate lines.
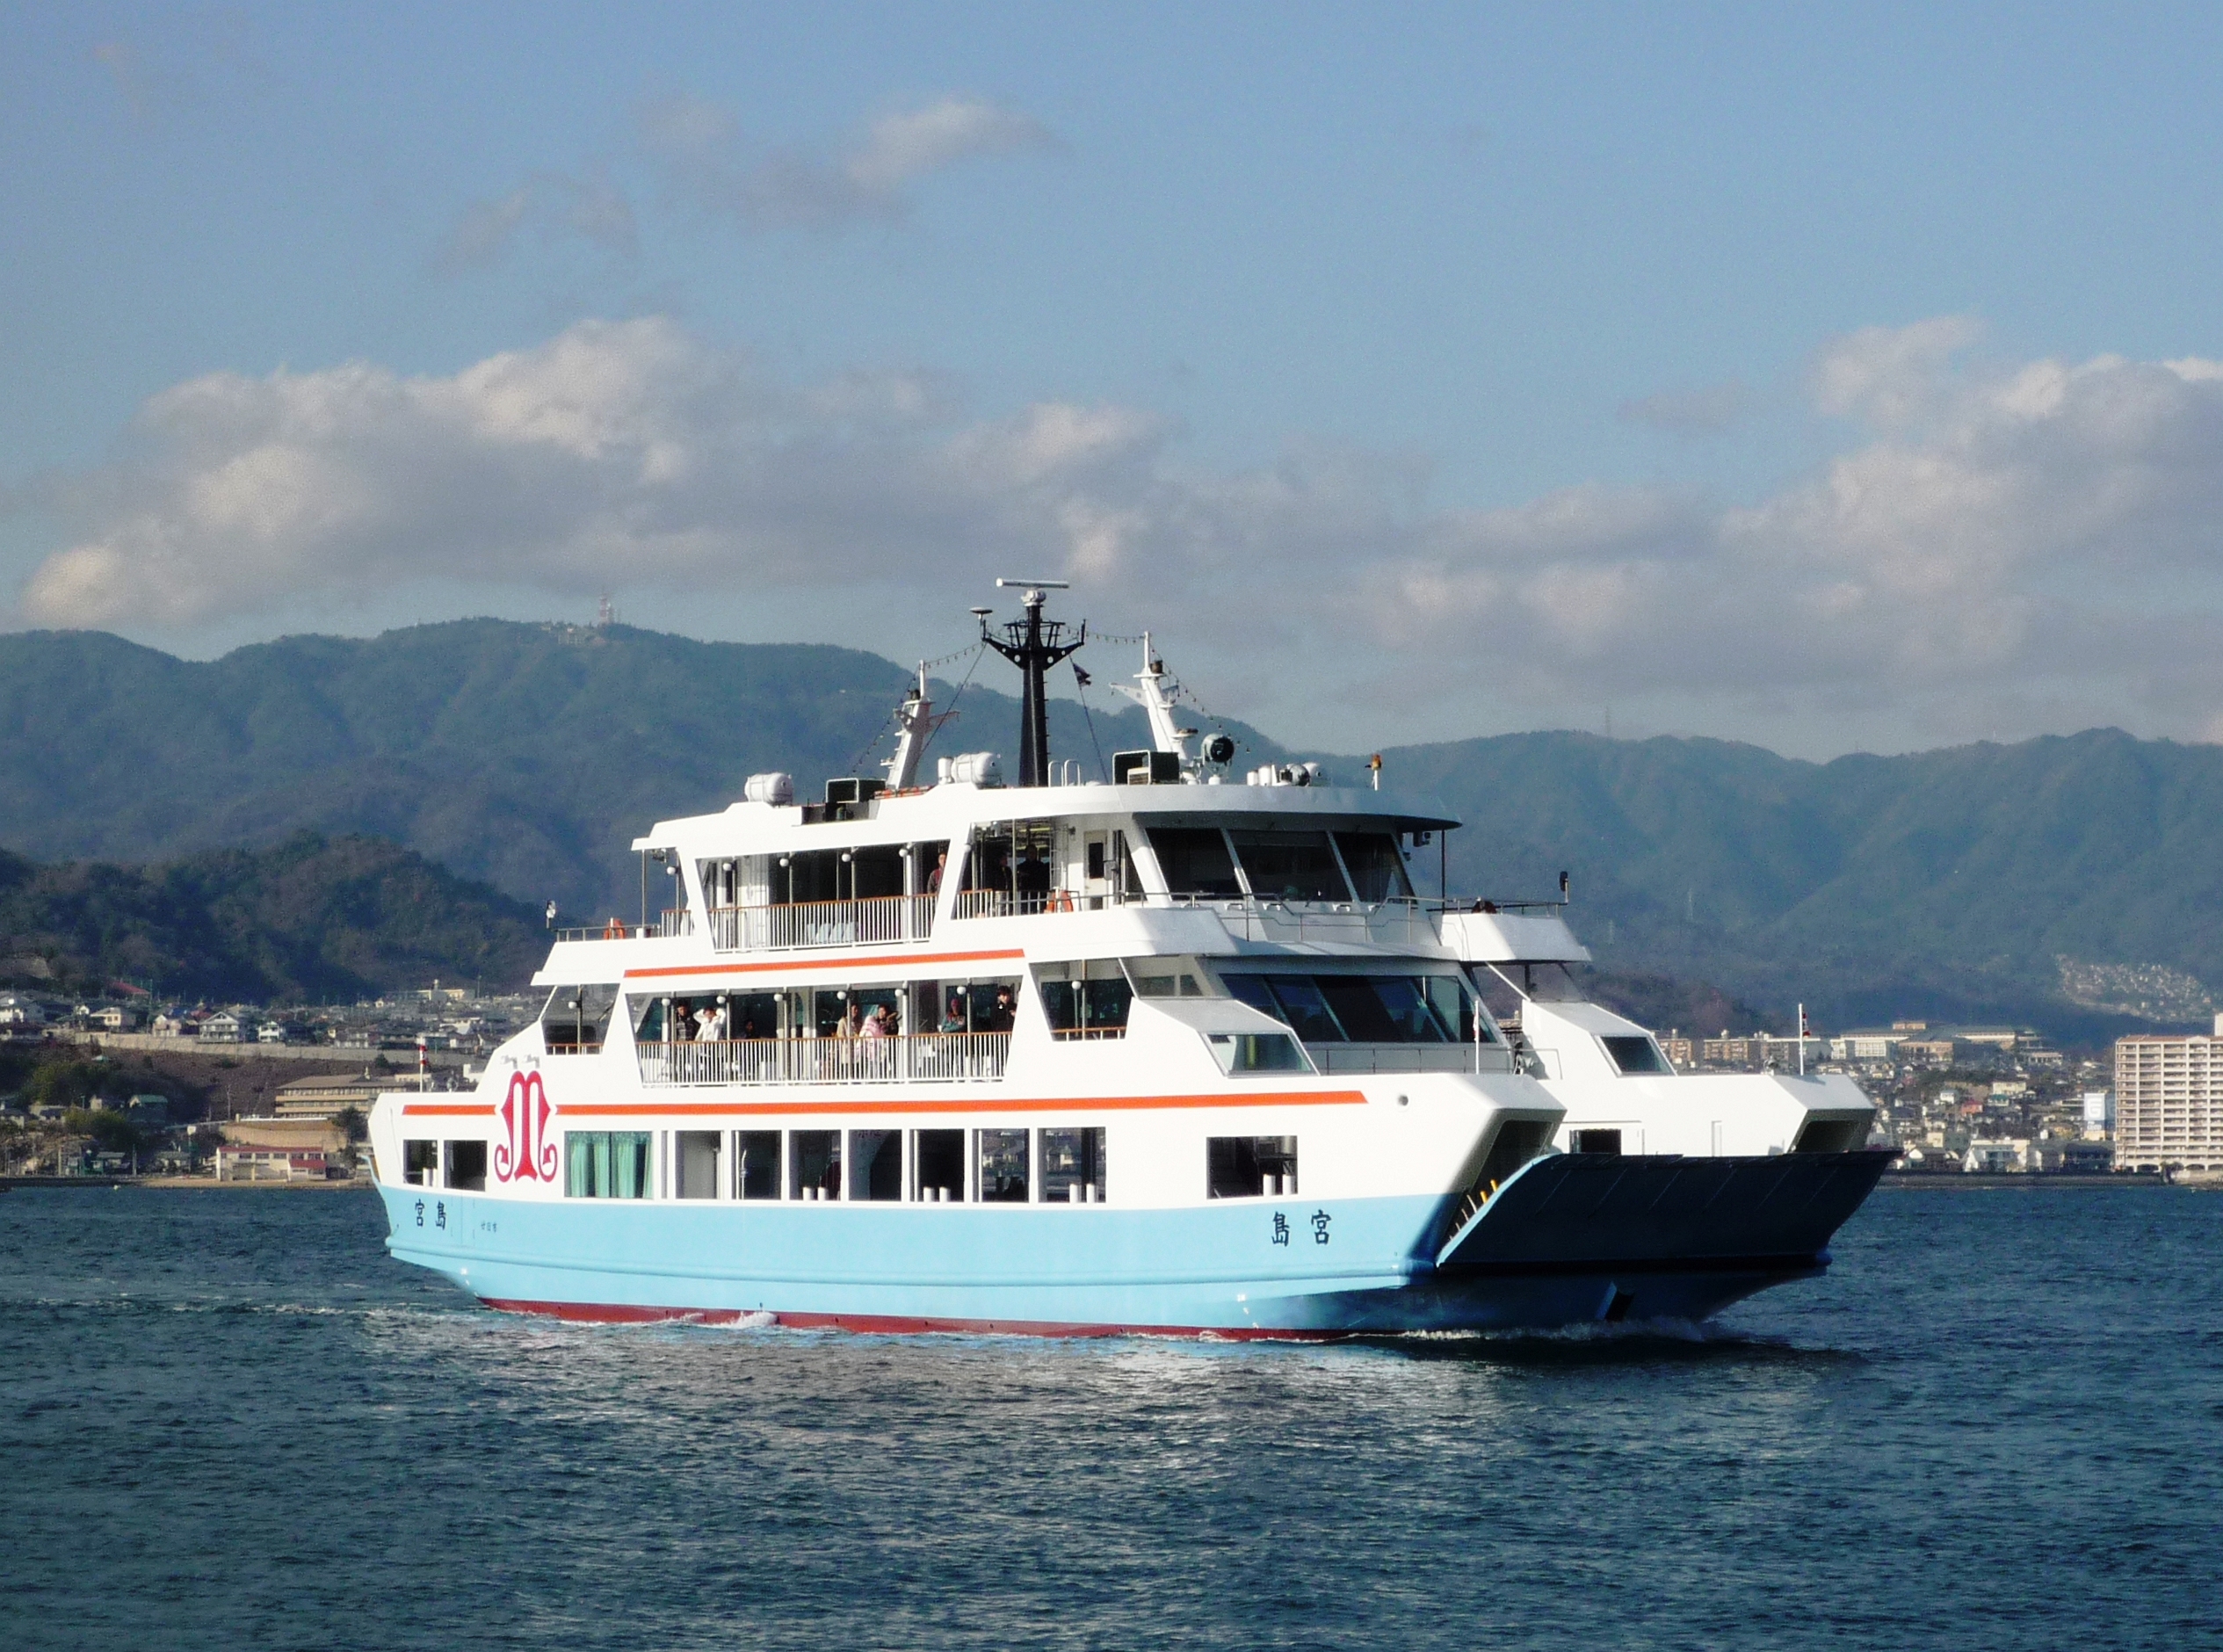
top-left (663, 984), bottom-right (1017, 1045)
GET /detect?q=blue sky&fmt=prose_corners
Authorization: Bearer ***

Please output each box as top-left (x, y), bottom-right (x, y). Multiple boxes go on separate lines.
top-left (6, 3), bottom-right (2223, 756)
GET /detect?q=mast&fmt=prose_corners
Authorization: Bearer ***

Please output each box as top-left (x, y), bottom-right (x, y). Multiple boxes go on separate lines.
top-left (1108, 630), bottom-right (1197, 761)
top-left (981, 580), bottom-right (1086, 787)
top-left (883, 663), bottom-right (946, 792)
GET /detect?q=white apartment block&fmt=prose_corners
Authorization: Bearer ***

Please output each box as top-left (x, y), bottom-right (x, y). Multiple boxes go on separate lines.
top-left (2114, 1021), bottom-right (2223, 1171)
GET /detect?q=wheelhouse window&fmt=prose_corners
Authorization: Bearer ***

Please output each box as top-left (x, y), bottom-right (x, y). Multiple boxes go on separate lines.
top-left (1226, 829), bottom-right (1350, 902)
top-left (444, 1141), bottom-right (487, 1192)
top-left (790, 1131), bottom-right (842, 1200)
top-left (850, 1130), bottom-right (902, 1201)
top-left (1206, 1032), bottom-right (1310, 1075)
top-left (1207, 1135), bottom-right (1298, 1199)
top-left (1333, 832), bottom-right (1415, 902)
top-left (735, 1132), bottom-right (780, 1199)
top-left (978, 1128), bottom-right (1030, 1202)
top-left (1040, 1127), bottom-right (1106, 1203)
top-left (1220, 972), bottom-right (1485, 1044)
top-left (1036, 960), bottom-right (1133, 1039)
top-left (1145, 826), bottom-right (1242, 898)
top-left (566, 1131), bottom-right (652, 1199)
top-left (965, 820), bottom-right (1060, 911)
top-left (1486, 961), bottom-right (1588, 1004)
top-left (542, 984), bottom-right (619, 1054)
top-left (913, 1129), bottom-right (965, 1202)
top-left (402, 1139), bottom-right (438, 1185)
top-left (1602, 1036), bottom-right (1672, 1075)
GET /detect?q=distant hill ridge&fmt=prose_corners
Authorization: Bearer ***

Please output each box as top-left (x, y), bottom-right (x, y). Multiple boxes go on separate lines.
top-left (0, 831), bottom-right (545, 1003)
top-left (4, 619), bottom-right (2218, 1037)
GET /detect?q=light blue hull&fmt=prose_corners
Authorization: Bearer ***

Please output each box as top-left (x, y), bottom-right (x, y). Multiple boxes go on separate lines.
top-left (374, 1170), bottom-right (1843, 1337)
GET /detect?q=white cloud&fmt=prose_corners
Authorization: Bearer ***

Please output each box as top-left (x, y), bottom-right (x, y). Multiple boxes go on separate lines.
top-left (433, 171), bottom-right (637, 275)
top-left (637, 92), bottom-right (1060, 229)
top-left (16, 315), bottom-right (2223, 752)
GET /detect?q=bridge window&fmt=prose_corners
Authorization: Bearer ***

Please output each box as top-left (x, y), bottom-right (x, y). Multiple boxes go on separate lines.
top-left (541, 984), bottom-right (619, 1054)
top-left (1145, 827), bottom-right (1242, 898)
top-left (402, 1139), bottom-right (438, 1185)
top-left (1220, 973), bottom-right (1482, 1044)
top-left (851, 1130), bottom-right (903, 1201)
top-left (566, 1131), bottom-right (653, 1199)
top-left (1126, 955), bottom-right (1206, 997)
top-left (790, 1131), bottom-right (842, 1200)
top-left (978, 1128), bottom-right (1030, 1202)
top-left (675, 1131), bottom-right (721, 1199)
top-left (1207, 1135), bottom-right (1298, 1199)
top-left (1040, 1127), bottom-right (1106, 1203)
top-left (736, 1131), bottom-right (780, 1199)
top-left (913, 1129), bottom-right (965, 1202)
top-left (1227, 829), bottom-right (1350, 902)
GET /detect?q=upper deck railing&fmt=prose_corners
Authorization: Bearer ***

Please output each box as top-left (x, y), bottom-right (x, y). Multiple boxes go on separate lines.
top-left (704, 892), bottom-right (936, 953)
top-left (554, 909), bottom-right (692, 944)
top-left (637, 1031), bottom-right (1008, 1087)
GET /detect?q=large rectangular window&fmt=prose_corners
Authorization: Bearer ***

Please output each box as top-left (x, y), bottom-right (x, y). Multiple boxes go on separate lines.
top-left (978, 1128), bottom-right (1031, 1202)
top-left (402, 1139), bottom-right (438, 1185)
top-left (1333, 833), bottom-right (1415, 902)
top-left (850, 1129), bottom-right (903, 1201)
top-left (736, 1131), bottom-right (781, 1199)
top-left (444, 1140), bottom-right (488, 1192)
top-left (1145, 827), bottom-right (1242, 898)
top-left (790, 1130), bottom-right (842, 1200)
top-left (675, 1131), bottom-right (721, 1199)
top-left (1040, 1127), bottom-right (1106, 1203)
top-left (566, 1131), bottom-right (653, 1199)
top-left (1227, 829), bottom-right (1350, 902)
top-left (1207, 1135), bottom-right (1298, 1199)
top-left (913, 1129), bottom-right (965, 1202)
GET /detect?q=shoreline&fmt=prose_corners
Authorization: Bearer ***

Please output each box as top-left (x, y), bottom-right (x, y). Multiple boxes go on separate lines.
top-left (1, 1175), bottom-right (375, 1192)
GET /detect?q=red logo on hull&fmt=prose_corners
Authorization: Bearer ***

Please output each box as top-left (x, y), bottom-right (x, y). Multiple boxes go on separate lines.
top-left (495, 1070), bottom-right (558, 1183)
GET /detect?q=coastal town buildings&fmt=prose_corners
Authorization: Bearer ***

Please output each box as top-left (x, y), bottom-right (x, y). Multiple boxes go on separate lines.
top-left (2113, 1018), bottom-right (2223, 1171)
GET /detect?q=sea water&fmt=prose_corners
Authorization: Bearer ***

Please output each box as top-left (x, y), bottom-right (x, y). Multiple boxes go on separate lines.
top-left (2, 1184), bottom-right (2215, 1650)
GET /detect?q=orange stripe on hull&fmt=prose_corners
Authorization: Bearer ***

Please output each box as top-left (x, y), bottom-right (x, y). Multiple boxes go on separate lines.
top-left (623, 946), bottom-right (1025, 982)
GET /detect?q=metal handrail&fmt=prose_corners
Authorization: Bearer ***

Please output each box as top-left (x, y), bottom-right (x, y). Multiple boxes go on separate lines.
top-left (705, 893), bottom-right (936, 953)
top-left (636, 1031), bottom-right (1010, 1087)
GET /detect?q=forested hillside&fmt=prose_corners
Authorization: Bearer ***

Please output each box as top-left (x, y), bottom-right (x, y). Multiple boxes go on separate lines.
top-left (0, 832), bottom-right (545, 1002)
top-left (2, 620), bottom-right (2217, 1036)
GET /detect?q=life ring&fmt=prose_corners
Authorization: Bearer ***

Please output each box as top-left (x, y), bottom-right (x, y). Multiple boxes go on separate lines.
top-left (1050, 890), bottom-right (1075, 913)
top-left (603, 917), bottom-right (629, 939)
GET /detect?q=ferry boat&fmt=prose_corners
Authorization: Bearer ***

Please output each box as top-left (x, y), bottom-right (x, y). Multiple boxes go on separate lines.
top-left (369, 583), bottom-right (1887, 1337)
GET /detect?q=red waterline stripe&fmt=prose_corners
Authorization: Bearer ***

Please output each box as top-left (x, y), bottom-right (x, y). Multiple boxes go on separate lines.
top-left (624, 946), bottom-right (1026, 982)
top-left (556, 1089), bottom-right (1365, 1119)
top-left (479, 1296), bottom-right (1342, 1342)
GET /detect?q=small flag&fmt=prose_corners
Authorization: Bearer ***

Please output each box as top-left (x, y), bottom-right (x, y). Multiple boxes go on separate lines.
top-left (1073, 664), bottom-right (1092, 688)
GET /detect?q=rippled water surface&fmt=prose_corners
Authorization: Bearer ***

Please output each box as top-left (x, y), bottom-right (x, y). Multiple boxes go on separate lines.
top-left (4, 1185), bottom-right (2217, 1649)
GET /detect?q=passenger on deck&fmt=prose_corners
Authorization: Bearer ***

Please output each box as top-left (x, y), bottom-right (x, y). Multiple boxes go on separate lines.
top-left (988, 986), bottom-right (1017, 1032)
top-left (941, 997), bottom-right (967, 1033)
top-left (670, 1002), bottom-right (697, 1040)
top-left (695, 1004), bottom-right (727, 1042)
top-left (861, 1004), bottom-right (887, 1039)
top-left (928, 851), bottom-right (947, 895)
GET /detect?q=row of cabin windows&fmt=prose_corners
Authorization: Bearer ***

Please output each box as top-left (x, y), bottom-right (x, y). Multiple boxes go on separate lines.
top-left (681, 822), bottom-right (1411, 920)
top-left (406, 1127), bottom-right (1294, 1202)
top-left (541, 960), bottom-right (1488, 1055)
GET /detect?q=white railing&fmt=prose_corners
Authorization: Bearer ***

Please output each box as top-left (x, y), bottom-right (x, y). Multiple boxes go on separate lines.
top-left (706, 893), bottom-right (936, 953)
top-left (637, 1032), bottom-right (1010, 1087)
top-left (950, 888), bottom-right (1119, 920)
top-left (552, 907), bottom-right (692, 943)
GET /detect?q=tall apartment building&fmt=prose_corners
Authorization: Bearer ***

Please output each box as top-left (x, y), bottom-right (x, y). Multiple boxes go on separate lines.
top-left (2113, 1017), bottom-right (2223, 1170)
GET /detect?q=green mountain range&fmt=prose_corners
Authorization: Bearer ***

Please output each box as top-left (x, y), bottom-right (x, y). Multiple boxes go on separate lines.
top-left (0, 831), bottom-right (546, 1004)
top-left (3, 619), bottom-right (2216, 1038)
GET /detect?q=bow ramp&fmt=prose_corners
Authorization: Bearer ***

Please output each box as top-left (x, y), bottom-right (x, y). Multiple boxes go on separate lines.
top-left (1437, 1150), bottom-right (1893, 1275)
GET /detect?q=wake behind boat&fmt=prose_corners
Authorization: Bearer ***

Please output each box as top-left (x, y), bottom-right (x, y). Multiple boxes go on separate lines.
top-left (368, 584), bottom-right (1886, 1336)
